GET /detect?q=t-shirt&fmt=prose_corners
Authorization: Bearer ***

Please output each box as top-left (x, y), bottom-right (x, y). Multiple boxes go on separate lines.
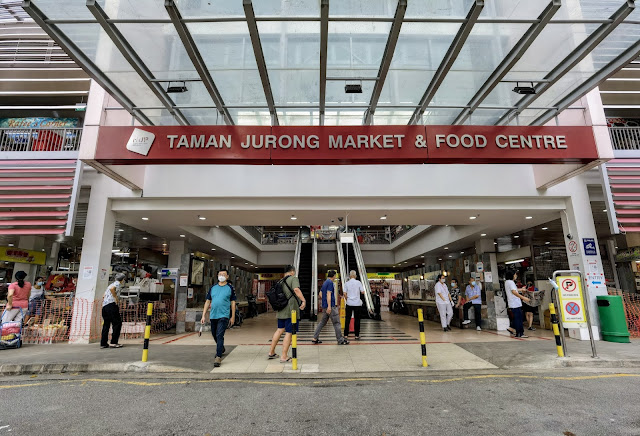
top-left (8, 282), bottom-right (31, 309)
top-left (505, 280), bottom-right (522, 308)
top-left (450, 286), bottom-right (460, 304)
top-left (435, 282), bottom-right (449, 303)
top-left (30, 285), bottom-right (44, 301)
top-left (344, 279), bottom-right (363, 307)
top-left (206, 283), bottom-right (237, 319)
top-left (465, 284), bottom-right (482, 305)
top-left (102, 281), bottom-right (120, 307)
top-left (277, 275), bottom-right (301, 320)
top-left (320, 279), bottom-right (336, 308)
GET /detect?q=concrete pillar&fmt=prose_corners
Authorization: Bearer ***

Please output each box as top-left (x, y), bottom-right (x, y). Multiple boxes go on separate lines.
top-left (169, 240), bottom-right (189, 333)
top-left (606, 239), bottom-right (621, 289)
top-left (13, 236), bottom-right (45, 283)
top-left (560, 182), bottom-right (607, 341)
top-left (68, 184), bottom-right (117, 344)
top-left (46, 242), bottom-right (61, 273)
top-left (476, 239), bottom-right (506, 330)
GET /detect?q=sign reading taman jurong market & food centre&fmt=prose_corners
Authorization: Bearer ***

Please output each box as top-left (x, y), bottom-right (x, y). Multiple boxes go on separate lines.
top-left (93, 125), bottom-right (600, 165)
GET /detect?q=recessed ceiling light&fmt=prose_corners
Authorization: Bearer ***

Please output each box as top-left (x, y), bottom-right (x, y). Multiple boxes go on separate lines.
top-left (514, 235), bottom-right (520, 238)
top-left (541, 227), bottom-right (548, 230)
top-left (162, 243), bottom-right (166, 246)
top-left (545, 241), bottom-right (550, 244)
top-left (420, 255), bottom-right (424, 258)
top-left (245, 262), bottom-right (248, 265)
top-left (494, 242), bottom-right (497, 245)
top-left (444, 247), bottom-right (449, 250)
top-left (142, 237), bottom-right (148, 240)
top-left (603, 209), bottom-right (607, 212)
top-left (438, 258), bottom-right (442, 261)
top-left (469, 216), bottom-right (477, 220)
top-left (403, 261), bottom-right (407, 264)
top-left (211, 248), bottom-right (216, 251)
top-left (460, 251), bottom-right (464, 254)
top-left (448, 255), bottom-right (453, 258)
top-left (8, 243), bottom-right (13, 247)
top-left (290, 215), bottom-right (297, 220)
top-left (198, 216), bottom-right (206, 220)
top-left (380, 215), bottom-right (387, 220)
top-left (142, 217), bottom-right (149, 221)
top-left (481, 233), bottom-right (487, 237)
top-left (525, 216), bottom-right (532, 220)
top-left (118, 229), bottom-right (124, 232)
top-left (231, 256), bottom-right (235, 259)
top-left (180, 234), bottom-right (185, 238)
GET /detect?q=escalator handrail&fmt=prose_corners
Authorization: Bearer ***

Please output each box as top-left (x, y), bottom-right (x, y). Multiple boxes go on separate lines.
top-left (352, 236), bottom-right (374, 313)
top-left (293, 229), bottom-right (302, 276)
top-left (335, 238), bottom-right (348, 299)
top-left (311, 237), bottom-right (318, 315)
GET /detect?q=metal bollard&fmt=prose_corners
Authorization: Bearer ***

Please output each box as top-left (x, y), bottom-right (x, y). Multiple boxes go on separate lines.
top-left (548, 303), bottom-right (564, 358)
top-left (291, 310), bottom-right (298, 370)
top-left (141, 303), bottom-right (153, 362)
top-left (417, 309), bottom-right (428, 367)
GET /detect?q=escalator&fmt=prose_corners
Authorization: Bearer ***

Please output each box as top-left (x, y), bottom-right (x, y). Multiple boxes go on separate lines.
top-left (297, 242), bottom-right (314, 320)
top-left (338, 233), bottom-right (374, 315)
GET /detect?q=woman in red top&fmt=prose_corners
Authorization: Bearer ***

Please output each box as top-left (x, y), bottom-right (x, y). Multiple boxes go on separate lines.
top-left (2, 271), bottom-right (31, 324)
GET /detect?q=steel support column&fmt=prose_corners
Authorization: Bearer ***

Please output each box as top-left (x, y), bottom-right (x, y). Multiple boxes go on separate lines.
top-left (408, 0), bottom-right (484, 125)
top-left (319, 0), bottom-right (329, 125)
top-left (453, 0), bottom-right (561, 125)
top-left (22, 0), bottom-right (153, 125)
top-left (165, 0), bottom-right (233, 125)
top-left (496, 0), bottom-right (635, 126)
top-left (364, 0), bottom-right (406, 125)
top-left (243, 0), bottom-right (279, 126)
top-left (86, 0), bottom-right (189, 125)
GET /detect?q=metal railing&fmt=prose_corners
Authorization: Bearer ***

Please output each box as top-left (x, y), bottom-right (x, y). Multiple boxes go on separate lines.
top-left (0, 127), bottom-right (82, 152)
top-left (609, 126), bottom-right (640, 151)
top-left (261, 231), bottom-right (298, 245)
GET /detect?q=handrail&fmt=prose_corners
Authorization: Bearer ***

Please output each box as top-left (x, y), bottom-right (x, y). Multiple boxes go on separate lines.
top-left (335, 237), bottom-right (348, 298)
top-left (352, 235), bottom-right (374, 314)
top-left (0, 127), bottom-right (82, 152)
top-left (293, 229), bottom-right (301, 276)
top-left (311, 237), bottom-right (318, 316)
top-left (609, 126), bottom-right (640, 151)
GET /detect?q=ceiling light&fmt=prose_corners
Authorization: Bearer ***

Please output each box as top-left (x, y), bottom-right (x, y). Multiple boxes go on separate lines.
top-left (444, 247), bottom-right (449, 250)
top-left (469, 216), bottom-right (477, 220)
top-left (525, 216), bottom-right (533, 220)
top-left (603, 209), bottom-right (607, 212)
top-left (380, 215), bottom-right (387, 220)
top-left (290, 215), bottom-right (297, 220)
top-left (512, 82), bottom-right (536, 95)
top-left (494, 242), bottom-right (497, 245)
top-left (8, 243), bottom-right (14, 247)
top-left (245, 262), bottom-right (248, 265)
top-left (166, 81), bottom-right (187, 93)
top-left (142, 237), bottom-right (148, 240)
top-left (345, 82), bottom-right (362, 93)
top-left (142, 217), bottom-right (149, 221)
top-left (545, 241), bottom-right (550, 244)
top-left (448, 255), bottom-right (452, 258)
top-left (118, 229), bottom-right (124, 232)
top-left (162, 243), bottom-right (166, 246)
top-left (180, 234), bottom-right (185, 238)
top-left (460, 251), bottom-right (464, 254)
top-left (231, 256), bottom-right (235, 259)
top-left (481, 233), bottom-right (487, 237)
top-left (542, 227), bottom-right (548, 230)
top-left (505, 258), bottom-right (525, 265)
top-left (211, 248), bottom-right (216, 251)
top-left (420, 255), bottom-right (424, 258)
top-left (514, 235), bottom-right (520, 238)
top-left (438, 258), bottom-right (442, 261)
top-left (198, 216), bottom-right (206, 220)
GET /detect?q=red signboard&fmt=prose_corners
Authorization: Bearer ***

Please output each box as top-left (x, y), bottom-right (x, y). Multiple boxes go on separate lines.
top-left (93, 125), bottom-right (599, 165)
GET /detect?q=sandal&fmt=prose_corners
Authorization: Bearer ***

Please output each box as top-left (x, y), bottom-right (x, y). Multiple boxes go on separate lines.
top-left (280, 357), bottom-right (292, 363)
top-left (268, 353), bottom-right (279, 360)
top-left (311, 339), bottom-right (322, 344)
top-left (109, 344), bottom-right (123, 348)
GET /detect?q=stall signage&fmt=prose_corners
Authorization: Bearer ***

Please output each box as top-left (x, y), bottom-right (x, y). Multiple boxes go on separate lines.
top-left (93, 125), bottom-right (599, 165)
top-left (555, 275), bottom-right (586, 323)
top-left (0, 117), bottom-right (79, 128)
top-left (0, 246), bottom-right (46, 265)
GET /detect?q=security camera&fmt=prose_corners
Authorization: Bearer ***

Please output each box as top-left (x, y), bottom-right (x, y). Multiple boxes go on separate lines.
top-left (566, 234), bottom-right (573, 240)
top-left (338, 217), bottom-right (344, 222)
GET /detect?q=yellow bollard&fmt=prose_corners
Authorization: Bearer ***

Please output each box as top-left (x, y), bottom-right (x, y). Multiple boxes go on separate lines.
top-left (291, 310), bottom-right (298, 370)
top-left (340, 297), bottom-right (346, 330)
top-left (548, 303), bottom-right (564, 358)
top-left (417, 309), bottom-right (428, 367)
top-left (141, 303), bottom-right (153, 362)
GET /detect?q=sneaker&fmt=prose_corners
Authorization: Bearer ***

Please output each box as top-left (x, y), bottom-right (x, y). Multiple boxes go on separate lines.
top-left (222, 346), bottom-right (226, 354)
top-left (214, 356), bottom-right (222, 367)
top-left (462, 320), bottom-right (471, 325)
top-left (507, 327), bottom-right (516, 335)
top-left (446, 326), bottom-right (452, 331)
top-left (443, 328), bottom-right (448, 332)
top-left (516, 334), bottom-right (529, 339)
top-left (339, 340), bottom-right (350, 345)
top-left (528, 327), bottom-right (536, 331)
top-left (476, 326), bottom-right (482, 331)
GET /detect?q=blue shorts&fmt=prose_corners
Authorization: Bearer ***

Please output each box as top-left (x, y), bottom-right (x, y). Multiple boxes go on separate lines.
top-left (277, 318), bottom-right (294, 333)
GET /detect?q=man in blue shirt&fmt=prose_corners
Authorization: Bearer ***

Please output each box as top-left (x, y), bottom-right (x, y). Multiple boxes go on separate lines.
top-left (201, 268), bottom-right (236, 367)
top-left (311, 271), bottom-right (349, 345)
top-left (462, 276), bottom-right (482, 330)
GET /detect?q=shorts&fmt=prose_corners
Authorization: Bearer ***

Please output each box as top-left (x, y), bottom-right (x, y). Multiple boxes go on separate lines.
top-left (277, 318), bottom-right (294, 333)
top-left (523, 303), bottom-right (536, 313)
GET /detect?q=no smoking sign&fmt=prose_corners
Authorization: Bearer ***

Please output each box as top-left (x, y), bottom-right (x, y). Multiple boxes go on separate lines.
top-left (556, 276), bottom-right (586, 323)
top-left (568, 240), bottom-right (578, 253)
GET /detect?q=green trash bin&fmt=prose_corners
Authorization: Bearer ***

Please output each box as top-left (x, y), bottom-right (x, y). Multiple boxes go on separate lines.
top-left (596, 296), bottom-right (631, 343)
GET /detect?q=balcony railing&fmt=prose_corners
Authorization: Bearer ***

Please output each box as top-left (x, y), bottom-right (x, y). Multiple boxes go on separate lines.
top-left (0, 127), bottom-right (82, 152)
top-left (609, 127), bottom-right (640, 151)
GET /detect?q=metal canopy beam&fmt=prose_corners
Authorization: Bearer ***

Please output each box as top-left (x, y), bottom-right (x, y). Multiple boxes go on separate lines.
top-left (453, 0), bottom-right (561, 125)
top-left (364, 0), bottom-right (406, 125)
top-left (22, 0), bottom-right (153, 126)
top-left (165, 0), bottom-right (234, 125)
top-left (243, 0), bottom-right (279, 126)
top-left (86, 0), bottom-right (189, 126)
top-left (496, 0), bottom-right (636, 126)
top-left (408, 0), bottom-right (484, 125)
top-left (319, 0), bottom-right (329, 126)
top-left (532, 40), bottom-right (640, 126)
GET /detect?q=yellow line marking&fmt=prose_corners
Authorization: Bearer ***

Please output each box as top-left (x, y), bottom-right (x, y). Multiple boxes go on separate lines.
top-left (0, 382), bottom-right (52, 389)
top-left (409, 374), bottom-right (640, 383)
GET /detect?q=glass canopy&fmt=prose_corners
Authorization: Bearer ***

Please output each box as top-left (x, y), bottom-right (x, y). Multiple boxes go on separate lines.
top-left (24, 0), bottom-right (640, 126)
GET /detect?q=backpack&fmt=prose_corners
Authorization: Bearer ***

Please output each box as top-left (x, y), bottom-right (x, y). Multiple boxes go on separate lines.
top-left (266, 277), bottom-right (295, 311)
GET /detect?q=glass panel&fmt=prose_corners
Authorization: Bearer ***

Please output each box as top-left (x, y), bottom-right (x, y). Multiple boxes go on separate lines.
top-left (326, 69), bottom-right (377, 105)
top-left (330, 0), bottom-right (396, 18)
top-left (327, 22), bottom-right (391, 69)
top-left (58, 24), bottom-right (164, 109)
top-left (141, 109), bottom-right (178, 125)
top-left (479, 0), bottom-right (547, 19)
top-left (467, 108), bottom-right (509, 125)
top-left (173, 0), bottom-right (245, 18)
top-left (254, 0), bottom-right (321, 17)
top-left (372, 109), bottom-right (413, 125)
top-left (228, 109), bottom-right (272, 125)
top-left (180, 109), bottom-right (224, 125)
top-left (324, 110), bottom-right (366, 125)
top-left (422, 108), bottom-right (462, 125)
top-left (405, 0), bottom-right (475, 19)
top-left (564, 0), bottom-right (636, 21)
top-left (258, 21), bottom-right (319, 105)
top-left (102, 0), bottom-right (169, 20)
top-left (31, 0), bottom-right (96, 20)
top-left (431, 23), bottom-right (530, 106)
top-left (188, 22), bottom-right (267, 106)
top-left (277, 110), bottom-right (319, 126)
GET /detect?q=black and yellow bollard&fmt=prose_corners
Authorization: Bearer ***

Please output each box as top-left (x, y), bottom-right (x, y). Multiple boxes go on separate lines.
top-left (291, 310), bottom-right (298, 370)
top-left (417, 309), bottom-right (428, 367)
top-left (141, 302), bottom-right (153, 362)
top-left (548, 303), bottom-right (564, 358)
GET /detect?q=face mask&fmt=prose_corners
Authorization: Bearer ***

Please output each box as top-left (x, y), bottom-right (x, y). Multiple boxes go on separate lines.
top-left (440, 278), bottom-right (446, 283)
top-left (218, 276), bottom-right (227, 283)
top-left (471, 281), bottom-right (476, 286)
top-left (451, 283), bottom-right (457, 288)
top-left (36, 281), bottom-right (44, 286)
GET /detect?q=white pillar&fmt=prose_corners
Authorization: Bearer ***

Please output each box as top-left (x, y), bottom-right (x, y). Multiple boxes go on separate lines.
top-left (13, 236), bottom-right (45, 283)
top-left (169, 240), bottom-right (189, 333)
top-left (560, 181), bottom-right (607, 341)
top-left (68, 183), bottom-right (117, 344)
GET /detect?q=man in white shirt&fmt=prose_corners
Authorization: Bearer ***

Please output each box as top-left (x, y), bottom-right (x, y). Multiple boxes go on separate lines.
top-left (505, 270), bottom-right (531, 338)
top-left (343, 270), bottom-right (364, 340)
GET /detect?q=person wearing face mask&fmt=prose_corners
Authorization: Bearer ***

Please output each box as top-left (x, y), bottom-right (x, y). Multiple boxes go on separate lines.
top-left (101, 273), bottom-right (125, 349)
top-left (435, 274), bottom-right (453, 332)
top-left (201, 269), bottom-right (236, 368)
top-left (462, 277), bottom-right (483, 331)
top-left (25, 276), bottom-right (46, 324)
top-left (449, 278), bottom-right (461, 308)
top-left (1, 271), bottom-right (31, 325)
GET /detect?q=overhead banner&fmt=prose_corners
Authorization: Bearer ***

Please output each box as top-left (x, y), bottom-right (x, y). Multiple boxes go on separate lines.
top-left (0, 246), bottom-right (46, 265)
top-left (93, 125), bottom-right (599, 165)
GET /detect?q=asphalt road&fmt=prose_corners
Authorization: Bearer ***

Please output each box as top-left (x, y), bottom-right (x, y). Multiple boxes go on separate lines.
top-left (0, 371), bottom-right (638, 436)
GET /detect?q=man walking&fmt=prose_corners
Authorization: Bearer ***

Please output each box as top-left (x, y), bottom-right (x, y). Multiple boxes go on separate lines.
top-left (201, 269), bottom-right (236, 368)
top-left (268, 265), bottom-right (306, 363)
top-left (311, 270), bottom-right (349, 345)
top-left (344, 270), bottom-right (364, 340)
top-left (462, 277), bottom-right (483, 331)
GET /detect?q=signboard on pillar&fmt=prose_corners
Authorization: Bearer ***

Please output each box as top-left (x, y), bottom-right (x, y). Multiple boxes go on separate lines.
top-left (555, 276), bottom-right (587, 324)
top-left (582, 238), bottom-right (597, 256)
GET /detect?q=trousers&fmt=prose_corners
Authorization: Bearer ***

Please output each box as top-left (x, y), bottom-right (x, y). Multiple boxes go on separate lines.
top-left (210, 318), bottom-right (229, 358)
top-left (313, 308), bottom-right (345, 343)
top-left (436, 301), bottom-right (453, 328)
top-left (463, 302), bottom-right (482, 328)
top-left (344, 305), bottom-right (361, 337)
top-left (101, 302), bottom-right (122, 347)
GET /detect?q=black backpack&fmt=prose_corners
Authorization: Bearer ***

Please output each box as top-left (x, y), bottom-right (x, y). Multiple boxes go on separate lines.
top-left (266, 277), bottom-right (295, 311)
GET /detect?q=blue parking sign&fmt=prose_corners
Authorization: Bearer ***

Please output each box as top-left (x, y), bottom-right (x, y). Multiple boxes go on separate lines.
top-left (583, 238), bottom-right (597, 256)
